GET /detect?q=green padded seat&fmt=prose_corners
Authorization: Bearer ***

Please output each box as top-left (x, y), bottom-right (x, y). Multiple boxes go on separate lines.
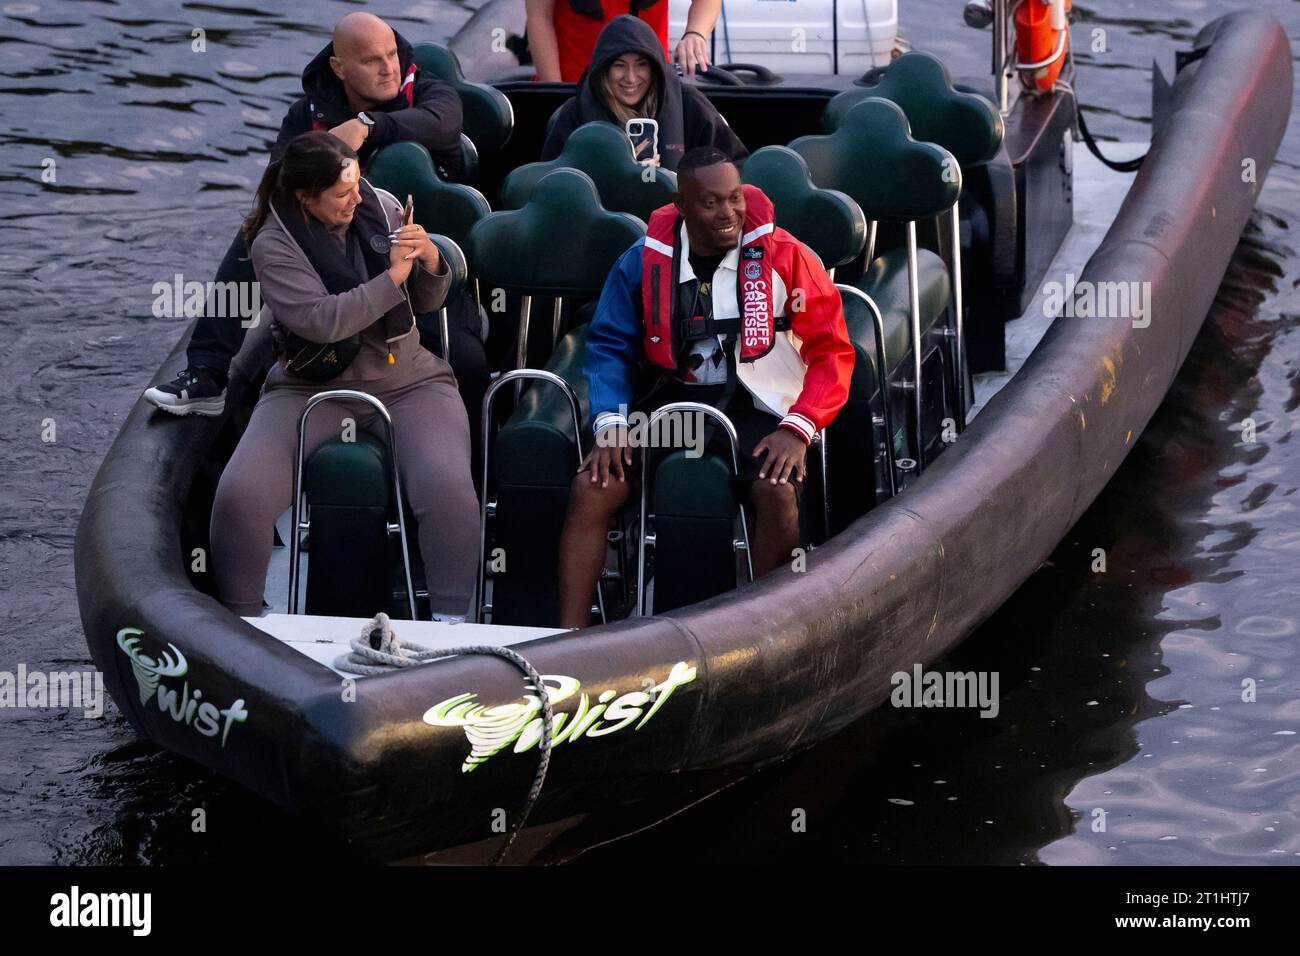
top-left (305, 433), bottom-right (389, 505)
top-left (366, 141), bottom-right (491, 250)
top-left (488, 324), bottom-right (591, 625)
top-left (857, 249), bottom-right (951, 378)
top-left (466, 168), bottom-right (644, 297)
top-left (650, 451), bottom-right (739, 613)
top-left (496, 324), bottom-right (591, 489)
top-left (822, 52), bottom-right (1003, 168)
top-left (827, 288), bottom-right (886, 532)
top-left (411, 42), bottom-right (514, 154)
top-left (301, 434), bottom-right (398, 618)
top-left (790, 98), bottom-right (960, 222)
top-left (654, 452), bottom-right (737, 518)
top-left (741, 145), bottom-right (866, 269)
top-left (838, 289), bottom-right (882, 398)
top-left (425, 233), bottom-right (468, 305)
top-left (500, 122), bottom-right (677, 223)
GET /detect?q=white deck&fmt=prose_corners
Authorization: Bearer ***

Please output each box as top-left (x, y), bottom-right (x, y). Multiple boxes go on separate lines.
top-left (252, 141), bottom-right (1146, 674)
top-left (970, 141), bottom-right (1148, 414)
top-left (243, 613), bottom-right (565, 677)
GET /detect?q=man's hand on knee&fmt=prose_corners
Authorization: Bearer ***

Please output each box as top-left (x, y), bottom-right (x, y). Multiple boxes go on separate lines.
top-left (580, 425), bottom-right (634, 488)
top-left (753, 428), bottom-right (807, 485)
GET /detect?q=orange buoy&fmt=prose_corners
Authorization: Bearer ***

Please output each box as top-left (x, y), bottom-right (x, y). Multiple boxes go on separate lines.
top-left (1015, 0), bottom-right (1071, 92)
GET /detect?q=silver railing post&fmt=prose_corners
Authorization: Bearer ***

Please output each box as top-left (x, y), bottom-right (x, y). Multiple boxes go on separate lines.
top-left (949, 202), bottom-right (969, 426)
top-left (837, 284), bottom-right (899, 498)
top-left (514, 294), bottom-right (533, 400)
top-left (905, 221), bottom-right (926, 471)
top-left (438, 307), bottom-right (452, 365)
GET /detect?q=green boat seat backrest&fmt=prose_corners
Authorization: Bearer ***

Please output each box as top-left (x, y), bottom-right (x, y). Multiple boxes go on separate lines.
top-left (741, 145), bottom-right (866, 269)
top-left (411, 42), bottom-right (514, 154)
top-left (822, 52), bottom-right (1004, 168)
top-left (827, 288), bottom-right (884, 533)
top-left (496, 323), bottom-right (592, 489)
top-left (302, 433), bottom-right (395, 617)
top-left (856, 247), bottom-right (951, 378)
top-left (466, 168), bottom-right (645, 297)
top-left (426, 233), bottom-right (468, 305)
top-left (489, 324), bottom-right (593, 626)
top-left (305, 433), bottom-right (390, 504)
top-left (500, 122), bottom-right (678, 223)
top-left (650, 449), bottom-right (738, 614)
top-left (790, 98), bottom-right (960, 222)
top-left (366, 141), bottom-right (491, 250)
top-left (838, 288), bottom-right (881, 396)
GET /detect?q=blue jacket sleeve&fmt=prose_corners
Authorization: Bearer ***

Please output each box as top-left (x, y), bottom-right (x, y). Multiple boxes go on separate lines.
top-left (584, 241), bottom-right (645, 433)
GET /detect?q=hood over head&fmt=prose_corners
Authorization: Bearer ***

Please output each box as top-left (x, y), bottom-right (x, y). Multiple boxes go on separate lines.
top-left (574, 15), bottom-right (687, 169)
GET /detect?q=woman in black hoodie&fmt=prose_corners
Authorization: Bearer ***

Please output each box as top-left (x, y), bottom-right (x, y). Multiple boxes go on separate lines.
top-left (541, 15), bottom-right (747, 172)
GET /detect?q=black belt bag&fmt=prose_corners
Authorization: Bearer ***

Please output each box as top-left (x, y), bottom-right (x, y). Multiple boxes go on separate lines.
top-left (279, 332), bottom-right (362, 383)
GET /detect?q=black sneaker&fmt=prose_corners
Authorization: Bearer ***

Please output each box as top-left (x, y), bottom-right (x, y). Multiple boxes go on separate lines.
top-left (143, 365), bottom-right (227, 416)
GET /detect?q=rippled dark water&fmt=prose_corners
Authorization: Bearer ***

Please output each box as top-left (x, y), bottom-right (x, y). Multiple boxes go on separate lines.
top-left (0, 0), bottom-right (1296, 865)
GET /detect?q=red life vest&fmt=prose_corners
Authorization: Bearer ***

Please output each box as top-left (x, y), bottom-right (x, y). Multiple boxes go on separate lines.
top-left (310, 63), bottom-right (418, 133)
top-left (641, 184), bottom-right (780, 370)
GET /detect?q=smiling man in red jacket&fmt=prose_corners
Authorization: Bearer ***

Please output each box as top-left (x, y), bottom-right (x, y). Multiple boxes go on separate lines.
top-left (557, 147), bottom-right (855, 628)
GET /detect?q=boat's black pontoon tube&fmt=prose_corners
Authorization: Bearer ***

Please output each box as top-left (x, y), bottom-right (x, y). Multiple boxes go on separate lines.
top-left (75, 12), bottom-right (1290, 859)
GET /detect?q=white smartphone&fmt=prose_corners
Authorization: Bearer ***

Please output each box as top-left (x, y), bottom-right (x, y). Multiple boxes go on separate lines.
top-left (626, 118), bottom-right (659, 165)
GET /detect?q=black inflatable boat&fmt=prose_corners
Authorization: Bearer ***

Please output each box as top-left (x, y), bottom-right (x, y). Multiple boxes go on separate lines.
top-left (75, 11), bottom-right (1291, 862)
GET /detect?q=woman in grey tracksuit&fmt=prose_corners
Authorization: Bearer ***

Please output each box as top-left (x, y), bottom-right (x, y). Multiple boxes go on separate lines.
top-left (211, 131), bottom-right (478, 619)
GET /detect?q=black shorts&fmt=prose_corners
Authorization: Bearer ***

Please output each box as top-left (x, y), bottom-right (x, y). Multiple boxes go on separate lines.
top-left (633, 378), bottom-right (798, 490)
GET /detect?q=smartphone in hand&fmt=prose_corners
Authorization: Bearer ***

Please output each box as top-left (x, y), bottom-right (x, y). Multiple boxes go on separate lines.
top-left (626, 119), bottom-right (659, 165)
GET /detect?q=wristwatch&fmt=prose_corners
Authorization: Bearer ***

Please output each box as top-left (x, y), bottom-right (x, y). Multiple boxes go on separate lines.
top-left (357, 111), bottom-right (374, 138)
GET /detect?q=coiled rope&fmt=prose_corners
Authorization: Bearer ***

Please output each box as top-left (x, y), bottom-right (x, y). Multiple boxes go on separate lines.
top-left (335, 613), bottom-right (554, 865)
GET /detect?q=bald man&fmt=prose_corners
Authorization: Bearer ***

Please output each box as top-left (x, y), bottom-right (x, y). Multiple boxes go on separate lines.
top-left (146, 12), bottom-right (466, 417)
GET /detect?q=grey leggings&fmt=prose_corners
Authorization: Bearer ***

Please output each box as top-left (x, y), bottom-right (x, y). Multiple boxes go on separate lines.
top-left (211, 369), bottom-right (479, 618)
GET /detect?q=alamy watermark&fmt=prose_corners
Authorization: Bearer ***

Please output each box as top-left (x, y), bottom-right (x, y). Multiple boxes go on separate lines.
top-left (152, 274), bottom-right (261, 327)
top-left (0, 664), bottom-right (104, 719)
top-left (1042, 274), bottom-right (1152, 328)
top-left (50, 886), bottom-right (151, 936)
top-left (890, 664), bottom-right (1000, 718)
top-left (596, 404), bottom-right (707, 458)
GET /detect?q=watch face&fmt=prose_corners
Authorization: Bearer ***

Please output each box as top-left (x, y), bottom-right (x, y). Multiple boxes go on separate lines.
top-left (358, 111), bottom-right (374, 126)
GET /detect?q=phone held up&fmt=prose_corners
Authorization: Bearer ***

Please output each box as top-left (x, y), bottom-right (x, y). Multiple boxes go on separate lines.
top-left (626, 118), bottom-right (659, 166)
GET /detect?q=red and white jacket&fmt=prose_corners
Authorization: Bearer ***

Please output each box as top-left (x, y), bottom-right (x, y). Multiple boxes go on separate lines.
top-left (634, 185), bottom-right (854, 443)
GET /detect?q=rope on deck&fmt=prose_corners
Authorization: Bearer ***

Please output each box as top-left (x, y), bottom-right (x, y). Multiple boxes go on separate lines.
top-left (334, 613), bottom-right (554, 865)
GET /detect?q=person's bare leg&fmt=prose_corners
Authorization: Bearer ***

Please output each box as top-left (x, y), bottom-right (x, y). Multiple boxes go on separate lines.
top-left (748, 479), bottom-right (801, 577)
top-left (557, 475), bottom-right (629, 628)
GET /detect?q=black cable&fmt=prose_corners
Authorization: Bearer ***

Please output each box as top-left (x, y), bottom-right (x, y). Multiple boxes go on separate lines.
top-left (1060, 41), bottom-right (1147, 173)
top-left (1074, 96), bottom-right (1146, 173)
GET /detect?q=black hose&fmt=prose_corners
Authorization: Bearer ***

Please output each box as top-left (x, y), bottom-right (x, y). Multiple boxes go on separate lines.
top-left (1061, 40), bottom-right (1147, 173)
top-left (1075, 102), bottom-right (1146, 172)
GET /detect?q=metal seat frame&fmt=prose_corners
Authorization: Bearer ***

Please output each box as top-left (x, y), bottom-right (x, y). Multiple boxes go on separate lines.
top-left (836, 283), bottom-right (902, 498)
top-left (635, 402), bottom-right (755, 617)
top-left (288, 390), bottom-right (417, 618)
top-left (476, 368), bottom-right (606, 625)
